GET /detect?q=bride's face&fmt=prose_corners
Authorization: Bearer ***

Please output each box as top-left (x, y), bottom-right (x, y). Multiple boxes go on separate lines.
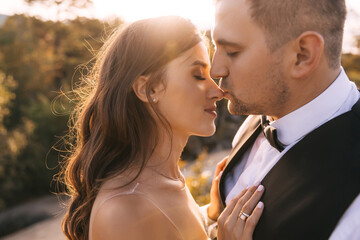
top-left (156, 42), bottom-right (223, 137)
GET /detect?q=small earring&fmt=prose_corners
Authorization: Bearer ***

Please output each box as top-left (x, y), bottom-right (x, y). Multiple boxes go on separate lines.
top-left (152, 98), bottom-right (157, 103)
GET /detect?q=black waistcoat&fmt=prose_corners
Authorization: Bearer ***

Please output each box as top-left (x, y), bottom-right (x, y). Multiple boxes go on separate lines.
top-left (219, 99), bottom-right (360, 240)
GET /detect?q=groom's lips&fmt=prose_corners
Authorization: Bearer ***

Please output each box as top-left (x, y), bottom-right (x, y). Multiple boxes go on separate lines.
top-left (222, 90), bottom-right (232, 99)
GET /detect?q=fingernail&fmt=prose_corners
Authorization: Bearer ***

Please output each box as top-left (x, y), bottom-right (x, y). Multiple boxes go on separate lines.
top-left (215, 171), bottom-right (223, 181)
top-left (254, 181), bottom-right (261, 187)
top-left (219, 171), bottom-right (223, 177)
top-left (257, 201), bottom-right (264, 209)
top-left (257, 185), bottom-right (264, 192)
top-left (246, 185), bottom-right (250, 189)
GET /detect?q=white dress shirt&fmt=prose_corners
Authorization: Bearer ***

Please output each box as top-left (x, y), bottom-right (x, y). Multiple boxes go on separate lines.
top-left (224, 68), bottom-right (360, 239)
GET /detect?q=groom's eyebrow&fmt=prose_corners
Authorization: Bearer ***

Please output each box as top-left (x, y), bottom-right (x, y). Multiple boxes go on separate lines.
top-left (214, 38), bottom-right (242, 48)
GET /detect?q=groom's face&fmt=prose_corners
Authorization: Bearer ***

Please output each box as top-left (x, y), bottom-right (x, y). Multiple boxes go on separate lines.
top-left (211, 0), bottom-right (290, 117)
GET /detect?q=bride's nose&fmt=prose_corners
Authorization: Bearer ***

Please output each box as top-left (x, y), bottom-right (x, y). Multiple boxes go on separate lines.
top-left (207, 79), bottom-right (224, 101)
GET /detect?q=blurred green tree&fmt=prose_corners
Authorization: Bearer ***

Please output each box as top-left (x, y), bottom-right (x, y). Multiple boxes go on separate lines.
top-left (342, 35), bottom-right (360, 87)
top-left (0, 14), bottom-right (122, 211)
top-left (0, 72), bottom-right (35, 210)
top-left (25, 0), bottom-right (92, 8)
top-left (24, 0), bottom-right (93, 19)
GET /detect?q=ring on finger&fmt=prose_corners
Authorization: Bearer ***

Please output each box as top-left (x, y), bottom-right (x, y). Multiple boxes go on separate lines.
top-left (238, 211), bottom-right (250, 221)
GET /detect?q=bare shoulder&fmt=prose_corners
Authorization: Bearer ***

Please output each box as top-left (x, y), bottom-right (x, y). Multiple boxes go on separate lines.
top-left (91, 193), bottom-right (181, 240)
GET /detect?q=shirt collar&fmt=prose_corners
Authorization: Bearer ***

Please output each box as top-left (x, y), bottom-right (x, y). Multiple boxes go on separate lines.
top-left (270, 68), bottom-right (353, 146)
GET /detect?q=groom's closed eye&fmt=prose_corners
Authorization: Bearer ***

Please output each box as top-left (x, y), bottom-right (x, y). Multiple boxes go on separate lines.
top-left (226, 51), bottom-right (239, 57)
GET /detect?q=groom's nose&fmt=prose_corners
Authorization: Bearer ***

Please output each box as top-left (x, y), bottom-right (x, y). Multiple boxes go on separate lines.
top-left (210, 51), bottom-right (229, 80)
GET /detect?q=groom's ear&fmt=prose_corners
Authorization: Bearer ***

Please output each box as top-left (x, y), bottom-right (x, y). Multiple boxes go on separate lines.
top-left (289, 31), bottom-right (324, 79)
top-left (132, 75), bottom-right (150, 103)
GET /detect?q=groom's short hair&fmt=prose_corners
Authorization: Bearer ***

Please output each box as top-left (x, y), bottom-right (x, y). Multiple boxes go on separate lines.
top-left (247, 0), bottom-right (346, 69)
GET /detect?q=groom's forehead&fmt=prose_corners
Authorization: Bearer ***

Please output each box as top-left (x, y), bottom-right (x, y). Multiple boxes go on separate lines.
top-left (212, 0), bottom-right (252, 42)
top-left (214, 0), bottom-right (250, 25)
top-left (215, 0), bottom-right (248, 10)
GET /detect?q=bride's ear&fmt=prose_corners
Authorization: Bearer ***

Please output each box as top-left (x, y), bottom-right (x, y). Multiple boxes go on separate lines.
top-left (133, 75), bottom-right (164, 103)
top-left (132, 76), bottom-right (151, 103)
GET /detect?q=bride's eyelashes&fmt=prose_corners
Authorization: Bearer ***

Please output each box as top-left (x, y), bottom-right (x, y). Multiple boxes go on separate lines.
top-left (193, 69), bottom-right (206, 80)
top-left (194, 75), bottom-right (206, 80)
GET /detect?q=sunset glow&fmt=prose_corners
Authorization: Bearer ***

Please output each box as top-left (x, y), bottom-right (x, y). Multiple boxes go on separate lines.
top-left (91, 0), bottom-right (215, 29)
top-left (0, 0), bottom-right (359, 52)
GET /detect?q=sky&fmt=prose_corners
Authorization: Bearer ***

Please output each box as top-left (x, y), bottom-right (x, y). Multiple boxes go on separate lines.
top-left (0, 0), bottom-right (360, 53)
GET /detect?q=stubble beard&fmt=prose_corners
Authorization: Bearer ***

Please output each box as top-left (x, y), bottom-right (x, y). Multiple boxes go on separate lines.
top-left (227, 96), bottom-right (251, 116)
top-left (227, 61), bottom-right (289, 117)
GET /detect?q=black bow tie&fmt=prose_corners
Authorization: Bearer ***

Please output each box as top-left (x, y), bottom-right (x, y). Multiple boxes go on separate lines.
top-left (261, 115), bottom-right (285, 152)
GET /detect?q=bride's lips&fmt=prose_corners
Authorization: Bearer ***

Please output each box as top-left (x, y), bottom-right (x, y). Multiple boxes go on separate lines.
top-left (204, 105), bottom-right (217, 117)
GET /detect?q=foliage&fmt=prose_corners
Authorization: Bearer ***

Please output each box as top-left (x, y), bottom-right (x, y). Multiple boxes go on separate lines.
top-left (24, 0), bottom-right (93, 20)
top-left (25, 0), bottom-right (92, 8)
top-left (342, 53), bottom-right (360, 87)
top-left (0, 14), bottom-right (122, 212)
top-left (0, 72), bottom-right (35, 210)
top-left (183, 148), bottom-right (213, 205)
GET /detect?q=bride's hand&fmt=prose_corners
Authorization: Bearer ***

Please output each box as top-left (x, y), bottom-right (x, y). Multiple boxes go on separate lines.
top-left (208, 156), bottom-right (228, 220)
top-left (217, 184), bottom-right (265, 240)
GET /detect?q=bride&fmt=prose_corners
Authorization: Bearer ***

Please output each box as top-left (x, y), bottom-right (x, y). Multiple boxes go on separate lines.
top-left (61, 16), bottom-right (264, 240)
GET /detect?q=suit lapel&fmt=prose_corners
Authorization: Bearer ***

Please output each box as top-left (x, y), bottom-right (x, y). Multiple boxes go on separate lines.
top-left (226, 116), bottom-right (262, 166)
top-left (219, 115), bottom-right (262, 206)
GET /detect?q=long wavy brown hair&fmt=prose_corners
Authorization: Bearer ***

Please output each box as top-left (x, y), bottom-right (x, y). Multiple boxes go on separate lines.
top-left (60, 16), bottom-right (202, 240)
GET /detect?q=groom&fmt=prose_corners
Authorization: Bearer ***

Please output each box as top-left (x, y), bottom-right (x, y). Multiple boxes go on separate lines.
top-left (209, 0), bottom-right (360, 239)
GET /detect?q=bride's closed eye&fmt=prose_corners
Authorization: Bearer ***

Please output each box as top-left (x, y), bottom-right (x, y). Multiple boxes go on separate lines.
top-left (193, 69), bottom-right (206, 80)
top-left (194, 75), bottom-right (206, 80)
